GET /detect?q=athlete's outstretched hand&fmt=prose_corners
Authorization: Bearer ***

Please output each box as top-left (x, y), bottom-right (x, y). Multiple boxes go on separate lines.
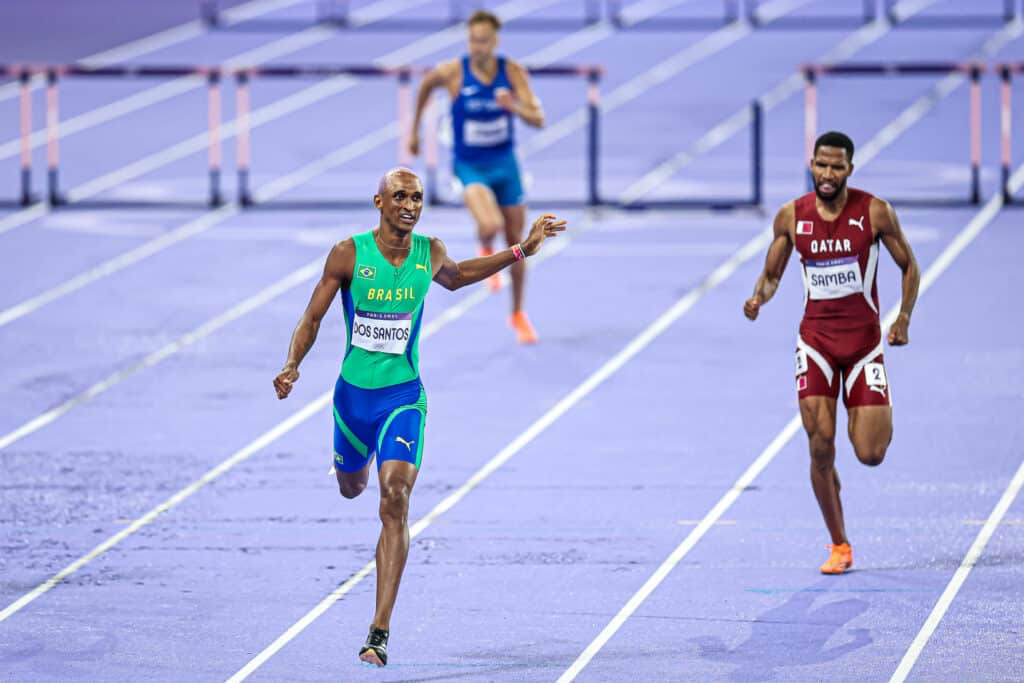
top-left (521, 214), bottom-right (567, 257)
top-left (274, 364), bottom-right (300, 399)
top-left (887, 313), bottom-right (910, 346)
top-left (743, 296), bottom-right (761, 321)
top-left (408, 131), bottom-right (420, 157)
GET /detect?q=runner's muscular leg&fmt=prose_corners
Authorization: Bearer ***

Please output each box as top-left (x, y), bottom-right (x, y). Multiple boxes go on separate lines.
top-left (848, 405), bottom-right (892, 467)
top-left (372, 459), bottom-right (419, 631)
top-left (500, 204), bottom-right (526, 313)
top-left (463, 183), bottom-right (504, 250)
top-left (800, 396), bottom-right (848, 546)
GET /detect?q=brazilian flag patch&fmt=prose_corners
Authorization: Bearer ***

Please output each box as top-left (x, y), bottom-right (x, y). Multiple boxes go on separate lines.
top-left (356, 264), bottom-right (376, 281)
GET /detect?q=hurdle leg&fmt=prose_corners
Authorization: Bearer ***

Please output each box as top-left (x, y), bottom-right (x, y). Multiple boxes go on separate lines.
top-left (46, 70), bottom-right (64, 206)
top-left (19, 71), bottom-right (34, 206)
top-left (208, 71), bottom-right (223, 207)
top-left (1002, 66), bottom-right (1013, 204)
top-left (970, 67), bottom-right (981, 205)
top-left (236, 71), bottom-right (253, 206)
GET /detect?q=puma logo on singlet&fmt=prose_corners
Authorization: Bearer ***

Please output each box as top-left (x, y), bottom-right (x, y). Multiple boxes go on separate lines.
top-left (849, 216), bottom-right (865, 231)
top-left (415, 263), bottom-right (428, 271)
top-left (395, 436), bottom-right (415, 452)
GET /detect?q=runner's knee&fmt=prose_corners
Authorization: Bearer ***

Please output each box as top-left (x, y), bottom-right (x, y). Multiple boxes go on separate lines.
top-left (338, 474), bottom-right (367, 499)
top-left (379, 481), bottom-right (411, 526)
top-left (854, 442), bottom-right (887, 467)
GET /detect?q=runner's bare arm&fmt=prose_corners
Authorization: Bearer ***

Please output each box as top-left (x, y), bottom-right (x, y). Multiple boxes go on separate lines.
top-left (499, 61), bottom-right (544, 128)
top-left (431, 214), bottom-right (566, 289)
top-left (744, 203), bottom-right (795, 321)
top-left (872, 197), bottom-right (920, 346)
top-left (409, 61), bottom-right (458, 156)
top-left (274, 240), bottom-right (354, 399)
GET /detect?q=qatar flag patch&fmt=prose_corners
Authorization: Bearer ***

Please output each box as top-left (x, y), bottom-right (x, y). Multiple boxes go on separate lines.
top-left (796, 221), bottom-right (814, 235)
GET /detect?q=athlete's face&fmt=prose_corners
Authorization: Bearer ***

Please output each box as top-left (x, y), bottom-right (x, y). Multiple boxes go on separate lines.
top-left (467, 22), bottom-right (498, 65)
top-left (374, 173), bottom-right (424, 234)
top-left (811, 146), bottom-right (853, 202)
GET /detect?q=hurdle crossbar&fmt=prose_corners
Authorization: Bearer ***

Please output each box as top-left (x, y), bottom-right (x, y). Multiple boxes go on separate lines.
top-left (231, 64), bottom-right (419, 206)
top-left (802, 62), bottom-right (985, 206)
top-left (6, 62), bottom-right (427, 208)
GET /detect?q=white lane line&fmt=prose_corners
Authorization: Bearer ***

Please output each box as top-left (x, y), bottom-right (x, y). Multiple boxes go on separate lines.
top-left (0, 0), bottom-right (563, 316)
top-left (0, 260), bottom-right (323, 452)
top-left (0, 0), bottom-right (422, 164)
top-left (519, 0), bottom-right (814, 157)
top-left (858, 19), bottom-right (1023, 164)
top-left (0, 211), bottom-right (578, 625)
top-left (225, 221), bottom-right (771, 683)
top-left (556, 172), bottom-right (1024, 683)
top-left (557, 411), bottom-right (803, 682)
top-left (887, 163), bottom-right (1024, 683)
top-left (0, 0), bottom-right (308, 103)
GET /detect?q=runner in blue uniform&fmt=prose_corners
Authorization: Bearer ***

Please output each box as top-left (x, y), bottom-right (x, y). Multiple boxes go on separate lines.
top-left (409, 10), bottom-right (546, 343)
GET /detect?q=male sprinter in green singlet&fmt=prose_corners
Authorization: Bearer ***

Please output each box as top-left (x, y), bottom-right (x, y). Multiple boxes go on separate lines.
top-left (272, 167), bottom-right (565, 667)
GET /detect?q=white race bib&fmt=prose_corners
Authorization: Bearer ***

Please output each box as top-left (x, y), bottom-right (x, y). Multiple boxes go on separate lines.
top-left (865, 362), bottom-right (887, 388)
top-left (805, 256), bottom-right (863, 300)
top-left (351, 309), bottom-right (411, 354)
top-left (463, 117), bottom-right (509, 147)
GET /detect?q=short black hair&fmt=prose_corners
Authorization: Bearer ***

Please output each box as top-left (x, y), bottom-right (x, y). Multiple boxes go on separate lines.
top-left (468, 10), bottom-right (501, 30)
top-left (814, 131), bottom-right (855, 162)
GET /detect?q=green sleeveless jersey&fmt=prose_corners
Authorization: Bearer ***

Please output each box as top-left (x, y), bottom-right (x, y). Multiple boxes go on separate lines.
top-left (340, 231), bottom-right (433, 389)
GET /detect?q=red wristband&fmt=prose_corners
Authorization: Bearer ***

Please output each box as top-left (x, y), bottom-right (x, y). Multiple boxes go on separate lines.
top-left (511, 243), bottom-right (525, 261)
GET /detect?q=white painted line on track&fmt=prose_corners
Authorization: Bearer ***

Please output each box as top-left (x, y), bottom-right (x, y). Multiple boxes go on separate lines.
top-left (519, 0), bottom-right (814, 157)
top-left (556, 167), bottom-right (1024, 683)
top-left (224, 219), bottom-right (770, 683)
top-left (0, 0), bottom-right (307, 103)
top-left (888, 163), bottom-right (1024, 683)
top-left (0, 211), bottom-right (577, 625)
top-left (0, 260), bottom-right (323, 452)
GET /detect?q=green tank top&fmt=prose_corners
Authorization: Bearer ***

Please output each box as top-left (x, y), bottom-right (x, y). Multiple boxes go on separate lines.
top-left (340, 231), bottom-right (433, 389)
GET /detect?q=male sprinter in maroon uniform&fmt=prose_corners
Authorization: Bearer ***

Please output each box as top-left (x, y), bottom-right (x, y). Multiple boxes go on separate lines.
top-left (744, 131), bottom-right (920, 574)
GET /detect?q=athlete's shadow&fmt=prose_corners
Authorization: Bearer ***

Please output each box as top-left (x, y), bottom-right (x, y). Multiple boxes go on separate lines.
top-left (690, 581), bottom-right (873, 682)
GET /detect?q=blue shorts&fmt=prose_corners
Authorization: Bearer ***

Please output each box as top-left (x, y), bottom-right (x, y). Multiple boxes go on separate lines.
top-left (332, 376), bottom-right (427, 473)
top-left (453, 152), bottom-right (524, 206)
